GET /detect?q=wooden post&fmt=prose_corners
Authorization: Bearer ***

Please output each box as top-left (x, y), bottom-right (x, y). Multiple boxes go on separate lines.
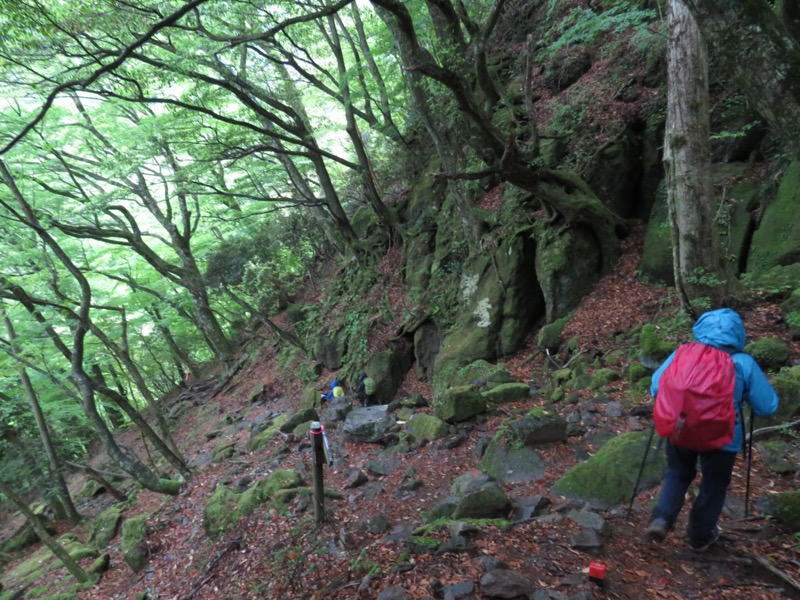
top-left (310, 421), bottom-right (326, 524)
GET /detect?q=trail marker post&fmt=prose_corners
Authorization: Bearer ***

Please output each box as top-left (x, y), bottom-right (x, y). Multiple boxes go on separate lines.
top-left (310, 421), bottom-right (332, 523)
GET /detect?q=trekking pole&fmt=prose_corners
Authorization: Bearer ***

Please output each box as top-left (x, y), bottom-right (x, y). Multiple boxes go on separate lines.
top-left (627, 425), bottom-right (656, 519)
top-left (744, 408), bottom-right (754, 520)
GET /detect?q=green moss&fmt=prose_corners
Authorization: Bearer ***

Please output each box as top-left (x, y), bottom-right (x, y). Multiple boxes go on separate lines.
top-left (748, 161), bottom-right (800, 273)
top-left (765, 490), bottom-right (800, 531)
top-left (589, 368), bottom-right (620, 390)
top-left (120, 515), bottom-right (148, 554)
top-left (552, 431), bottom-right (665, 508)
top-left (639, 324), bottom-right (674, 360)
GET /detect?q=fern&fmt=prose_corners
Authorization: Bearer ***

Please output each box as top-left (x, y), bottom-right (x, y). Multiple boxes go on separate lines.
top-left (542, 2), bottom-right (659, 58)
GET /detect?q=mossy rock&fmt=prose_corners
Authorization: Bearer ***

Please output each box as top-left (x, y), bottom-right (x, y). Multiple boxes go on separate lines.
top-left (762, 490), bottom-right (800, 531)
top-left (747, 160), bottom-right (800, 273)
top-left (627, 363), bottom-right (650, 384)
top-left (120, 515), bottom-right (150, 572)
top-left (434, 359), bottom-right (515, 394)
top-left (552, 431), bottom-right (666, 509)
top-left (247, 414), bottom-right (289, 452)
top-left (433, 384), bottom-right (487, 423)
top-left (88, 553), bottom-right (111, 575)
top-left (744, 338), bottom-right (791, 372)
top-left (212, 441), bottom-right (237, 462)
top-left (87, 506), bottom-right (122, 549)
top-left (478, 434), bottom-right (546, 483)
top-left (755, 440), bottom-right (800, 475)
top-left (0, 515), bottom-right (54, 554)
top-left (639, 324), bottom-right (674, 363)
top-left (760, 366), bottom-right (800, 426)
top-left (510, 407), bottom-right (568, 445)
top-left (537, 316), bottom-right (570, 351)
top-left (406, 414), bottom-right (451, 442)
top-left (481, 383), bottom-right (531, 404)
top-left (589, 368), bottom-right (621, 390)
top-left (744, 263), bottom-right (800, 299)
top-left (78, 479), bottom-right (105, 499)
top-left (452, 485), bottom-right (511, 520)
top-left (58, 534), bottom-right (98, 562)
top-left (279, 407), bottom-right (319, 433)
top-left (203, 485), bottom-right (244, 537)
top-left (300, 384), bottom-right (320, 410)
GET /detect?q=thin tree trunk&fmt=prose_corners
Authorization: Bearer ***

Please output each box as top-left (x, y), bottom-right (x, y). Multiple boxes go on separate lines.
top-left (0, 482), bottom-right (91, 584)
top-left (325, 12), bottom-right (404, 246)
top-left (2, 307), bottom-right (81, 523)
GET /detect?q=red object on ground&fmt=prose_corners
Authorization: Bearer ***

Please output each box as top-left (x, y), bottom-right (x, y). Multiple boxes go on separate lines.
top-left (589, 562), bottom-right (606, 587)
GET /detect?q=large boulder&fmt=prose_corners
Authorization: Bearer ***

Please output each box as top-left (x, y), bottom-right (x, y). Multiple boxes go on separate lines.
top-left (413, 320), bottom-right (443, 382)
top-left (748, 160), bottom-right (800, 273)
top-left (641, 163), bottom-right (759, 284)
top-left (406, 414), bottom-right (451, 443)
top-left (363, 347), bottom-right (413, 405)
top-left (434, 359), bottom-right (515, 395)
top-left (478, 434), bottom-right (546, 483)
top-left (451, 471), bottom-right (511, 519)
top-left (535, 224), bottom-right (603, 322)
top-left (279, 407), bottom-right (319, 433)
top-left (583, 128), bottom-right (644, 219)
top-left (401, 158), bottom-right (447, 293)
top-left (542, 45), bottom-right (592, 92)
top-left (552, 431), bottom-right (666, 509)
top-left (319, 396), bottom-right (353, 426)
top-left (433, 234), bottom-right (544, 375)
top-left (433, 385), bottom-right (487, 423)
top-left (745, 337), bottom-right (791, 372)
top-left (121, 514), bottom-right (150, 572)
top-left (313, 332), bottom-right (345, 370)
top-left (87, 506), bottom-right (123, 550)
top-left (343, 405), bottom-right (396, 443)
top-left (761, 490), bottom-right (800, 531)
top-left (481, 383), bottom-right (531, 405)
top-left (510, 407), bottom-right (568, 446)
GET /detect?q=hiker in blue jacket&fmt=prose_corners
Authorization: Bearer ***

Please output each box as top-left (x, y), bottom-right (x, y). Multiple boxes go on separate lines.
top-left (645, 308), bottom-right (779, 551)
top-left (320, 379), bottom-right (344, 402)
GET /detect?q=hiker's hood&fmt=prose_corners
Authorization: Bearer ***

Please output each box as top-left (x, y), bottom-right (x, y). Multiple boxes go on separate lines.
top-left (692, 308), bottom-right (746, 351)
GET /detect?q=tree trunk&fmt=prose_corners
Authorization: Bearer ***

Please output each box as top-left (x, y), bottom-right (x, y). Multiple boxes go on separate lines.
top-left (0, 159), bottom-right (181, 496)
top-left (0, 482), bottom-right (91, 584)
top-left (664, 0), bottom-right (730, 314)
top-left (685, 0), bottom-right (800, 160)
top-left (1, 308), bottom-right (81, 524)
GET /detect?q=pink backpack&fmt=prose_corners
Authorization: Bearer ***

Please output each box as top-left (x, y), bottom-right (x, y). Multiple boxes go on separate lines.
top-left (653, 342), bottom-right (736, 451)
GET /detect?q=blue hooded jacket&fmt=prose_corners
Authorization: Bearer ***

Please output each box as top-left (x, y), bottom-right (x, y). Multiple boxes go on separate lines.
top-left (650, 308), bottom-right (780, 452)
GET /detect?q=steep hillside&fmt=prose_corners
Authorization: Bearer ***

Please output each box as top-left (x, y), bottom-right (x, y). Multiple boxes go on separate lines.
top-left (1, 223), bottom-right (798, 600)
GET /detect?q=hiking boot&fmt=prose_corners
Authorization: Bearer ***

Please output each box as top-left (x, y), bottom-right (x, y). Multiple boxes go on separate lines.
top-left (645, 518), bottom-right (670, 542)
top-left (690, 527), bottom-right (720, 552)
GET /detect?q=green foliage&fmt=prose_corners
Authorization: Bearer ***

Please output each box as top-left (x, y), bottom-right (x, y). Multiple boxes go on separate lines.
top-left (349, 548), bottom-right (382, 577)
top-left (542, 1), bottom-right (659, 57)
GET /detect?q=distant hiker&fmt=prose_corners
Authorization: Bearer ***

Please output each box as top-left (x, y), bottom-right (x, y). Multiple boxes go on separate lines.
top-left (321, 379), bottom-right (345, 402)
top-left (645, 308), bottom-right (779, 551)
top-left (354, 371), bottom-right (377, 406)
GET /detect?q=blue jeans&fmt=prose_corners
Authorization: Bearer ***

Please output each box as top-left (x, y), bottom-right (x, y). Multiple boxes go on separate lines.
top-left (651, 442), bottom-right (738, 546)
